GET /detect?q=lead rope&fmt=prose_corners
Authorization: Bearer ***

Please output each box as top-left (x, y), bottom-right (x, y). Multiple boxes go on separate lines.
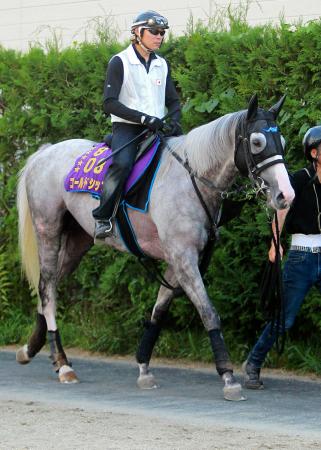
top-left (313, 183), bottom-right (321, 232)
top-left (272, 212), bottom-right (286, 353)
top-left (260, 212), bottom-right (286, 354)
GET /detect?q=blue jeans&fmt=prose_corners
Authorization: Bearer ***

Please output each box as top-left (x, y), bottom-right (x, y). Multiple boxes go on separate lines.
top-left (248, 250), bottom-right (321, 368)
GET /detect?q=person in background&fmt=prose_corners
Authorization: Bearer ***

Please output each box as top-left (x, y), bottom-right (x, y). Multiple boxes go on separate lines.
top-left (244, 126), bottom-right (321, 389)
top-left (93, 10), bottom-right (182, 240)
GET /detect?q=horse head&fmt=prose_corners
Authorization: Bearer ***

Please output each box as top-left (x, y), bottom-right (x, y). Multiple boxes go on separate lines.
top-left (235, 94), bottom-right (295, 210)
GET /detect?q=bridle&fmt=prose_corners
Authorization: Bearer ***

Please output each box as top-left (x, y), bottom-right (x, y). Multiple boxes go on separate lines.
top-left (165, 111), bottom-right (286, 201)
top-left (234, 110), bottom-right (286, 193)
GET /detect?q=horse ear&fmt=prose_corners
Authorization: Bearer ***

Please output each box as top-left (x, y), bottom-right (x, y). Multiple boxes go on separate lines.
top-left (269, 94), bottom-right (286, 119)
top-left (246, 94), bottom-right (258, 121)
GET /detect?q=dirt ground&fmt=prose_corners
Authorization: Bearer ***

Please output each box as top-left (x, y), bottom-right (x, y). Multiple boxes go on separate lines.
top-left (1, 399), bottom-right (321, 450)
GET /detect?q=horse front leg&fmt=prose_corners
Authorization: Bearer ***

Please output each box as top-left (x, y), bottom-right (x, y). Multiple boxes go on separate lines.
top-left (170, 248), bottom-right (245, 401)
top-left (136, 267), bottom-right (179, 389)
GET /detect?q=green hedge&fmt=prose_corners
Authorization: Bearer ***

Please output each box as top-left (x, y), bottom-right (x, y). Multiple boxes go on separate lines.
top-left (1, 17), bottom-right (321, 371)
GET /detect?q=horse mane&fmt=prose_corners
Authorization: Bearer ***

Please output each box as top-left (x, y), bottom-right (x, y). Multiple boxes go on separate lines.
top-left (182, 110), bottom-right (245, 176)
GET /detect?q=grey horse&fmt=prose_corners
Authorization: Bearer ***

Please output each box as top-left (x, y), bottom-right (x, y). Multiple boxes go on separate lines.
top-left (16, 94), bottom-right (294, 401)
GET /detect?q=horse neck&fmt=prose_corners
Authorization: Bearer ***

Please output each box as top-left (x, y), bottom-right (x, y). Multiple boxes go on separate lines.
top-left (184, 111), bottom-right (243, 190)
top-left (203, 154), bottom-right (238, 193)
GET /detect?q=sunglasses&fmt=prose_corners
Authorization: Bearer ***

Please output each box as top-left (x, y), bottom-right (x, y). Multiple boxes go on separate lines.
top-left (146, 28), bottom-right (166, 37)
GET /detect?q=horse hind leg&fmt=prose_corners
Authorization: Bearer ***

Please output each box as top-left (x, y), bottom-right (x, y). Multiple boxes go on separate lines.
top-left (16, 172), bottom-right (80, 382)
top-left (50, 214), bottom-right (93, 382)
top-left (18, 215), bottom-right (85, 383)
top-left (45, 215), bottom-right (93, 383)
top-left (136, 266), bottom-right (180, 389)
top-left (16, 308), bottom-right (47, 364)
top-left (16, 309), bottom-right (73, 384)
top-left (38, 225), bottom-right (82, 384)
top-left (57, 211), bottom-right (93, 281)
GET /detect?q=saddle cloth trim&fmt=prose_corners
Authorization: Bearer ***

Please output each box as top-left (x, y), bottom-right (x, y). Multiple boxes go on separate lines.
top-left (116, 155), bottom-right (163, 257)
top-left (123, 156), bottom-right (163, 213)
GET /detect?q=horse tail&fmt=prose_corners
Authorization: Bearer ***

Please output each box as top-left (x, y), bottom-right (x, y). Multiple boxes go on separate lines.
top-left (17, 144), bottom-right (51, 293)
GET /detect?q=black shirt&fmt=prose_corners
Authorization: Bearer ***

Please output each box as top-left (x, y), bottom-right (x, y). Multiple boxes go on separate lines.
top-left (285, 165), bottom-right (321, 235)
top-left (102, 45), bottom-right (181, 124)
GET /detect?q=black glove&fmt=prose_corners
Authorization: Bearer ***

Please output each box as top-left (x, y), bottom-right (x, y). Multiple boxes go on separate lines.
top-left (162, 119), bottom-right (183, 137)
top-left (141, 115), bottom-right (164, 132)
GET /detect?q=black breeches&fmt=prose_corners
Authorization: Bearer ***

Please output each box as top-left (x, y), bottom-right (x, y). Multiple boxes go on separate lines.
top-left (92, 122), bottom-right (146, 220)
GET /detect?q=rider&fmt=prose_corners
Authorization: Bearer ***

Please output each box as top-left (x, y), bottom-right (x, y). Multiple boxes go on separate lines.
top-left (244, 126), bottom-right (321, 389)
top-left (93, 10), bottom-right (182, 239)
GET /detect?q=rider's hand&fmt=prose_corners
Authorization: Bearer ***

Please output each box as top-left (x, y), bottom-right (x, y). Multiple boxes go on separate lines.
top-left (162, 119), bottom-right (183, 137)
top-left (141, 115), bottom-right (164, 132)
top-left (268, 241), bottom-right (283, 263)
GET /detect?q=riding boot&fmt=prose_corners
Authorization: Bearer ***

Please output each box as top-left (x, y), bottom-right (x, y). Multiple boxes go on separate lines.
top-left (92, 123), bottom-right (145, 239)
top-left (92, 167), bottom-right (127, 240)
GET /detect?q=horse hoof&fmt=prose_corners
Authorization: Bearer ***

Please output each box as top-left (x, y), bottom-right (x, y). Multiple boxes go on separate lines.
top-left (137, 373), bottom-right (159, 389)
top-left (223, 382), bottom-right (247, 401)
top-left (16, 345), bottom-right (32, 365)
top-left (58, 365), bottom-right (79, 384)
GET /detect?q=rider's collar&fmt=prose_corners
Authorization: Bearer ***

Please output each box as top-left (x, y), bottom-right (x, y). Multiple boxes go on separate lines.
top-left (132, 44), bottom-right (157, 72)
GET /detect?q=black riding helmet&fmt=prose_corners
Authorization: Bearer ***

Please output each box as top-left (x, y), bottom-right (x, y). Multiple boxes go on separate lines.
top-left (131, 10), bottom-right (169, 31)
top-left (131, 11), bottom-right (169, 51)
top-left (303, 126), bottom-right (321, 161)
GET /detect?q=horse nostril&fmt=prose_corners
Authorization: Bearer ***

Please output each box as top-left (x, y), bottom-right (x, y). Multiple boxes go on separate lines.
top-left (277, 192), bottom-right (284, 202)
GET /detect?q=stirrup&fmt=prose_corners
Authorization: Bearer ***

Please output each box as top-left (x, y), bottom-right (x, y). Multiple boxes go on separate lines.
top-left (104, 219), bottom-right (113, 232)
top-left (94, 219), bottom-right (114, 240)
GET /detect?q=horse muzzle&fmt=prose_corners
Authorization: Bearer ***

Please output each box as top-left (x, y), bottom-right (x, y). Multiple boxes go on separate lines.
top-left (269, 186), bottom-right (295, 210)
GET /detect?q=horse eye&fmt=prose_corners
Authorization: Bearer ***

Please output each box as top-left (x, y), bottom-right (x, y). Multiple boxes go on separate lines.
top-left (250, 133), bottom-right (266, 154)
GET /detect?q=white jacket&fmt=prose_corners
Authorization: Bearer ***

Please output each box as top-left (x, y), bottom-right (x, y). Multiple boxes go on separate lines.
top-left (110, 45), bottom-right (168, 124)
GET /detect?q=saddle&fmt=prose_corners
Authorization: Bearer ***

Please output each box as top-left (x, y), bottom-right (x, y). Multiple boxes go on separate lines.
top-left (65, 133), bottom-right (163, 257)
top-left (104, 132), bottom-right (157, 162)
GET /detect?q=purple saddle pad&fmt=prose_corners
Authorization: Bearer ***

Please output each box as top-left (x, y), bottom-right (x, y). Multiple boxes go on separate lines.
top-left (64, 139), bottom-right (160, 197)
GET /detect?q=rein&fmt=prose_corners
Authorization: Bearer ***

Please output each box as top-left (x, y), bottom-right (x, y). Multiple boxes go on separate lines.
top-left (162, 139), bottom-right (221, 242)
top-left (164, 113), bottom-right (277, 203)
top-left (164, 140), bottom-right (234, 197)
top-left (162, 113), bottom-right (273, 226)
